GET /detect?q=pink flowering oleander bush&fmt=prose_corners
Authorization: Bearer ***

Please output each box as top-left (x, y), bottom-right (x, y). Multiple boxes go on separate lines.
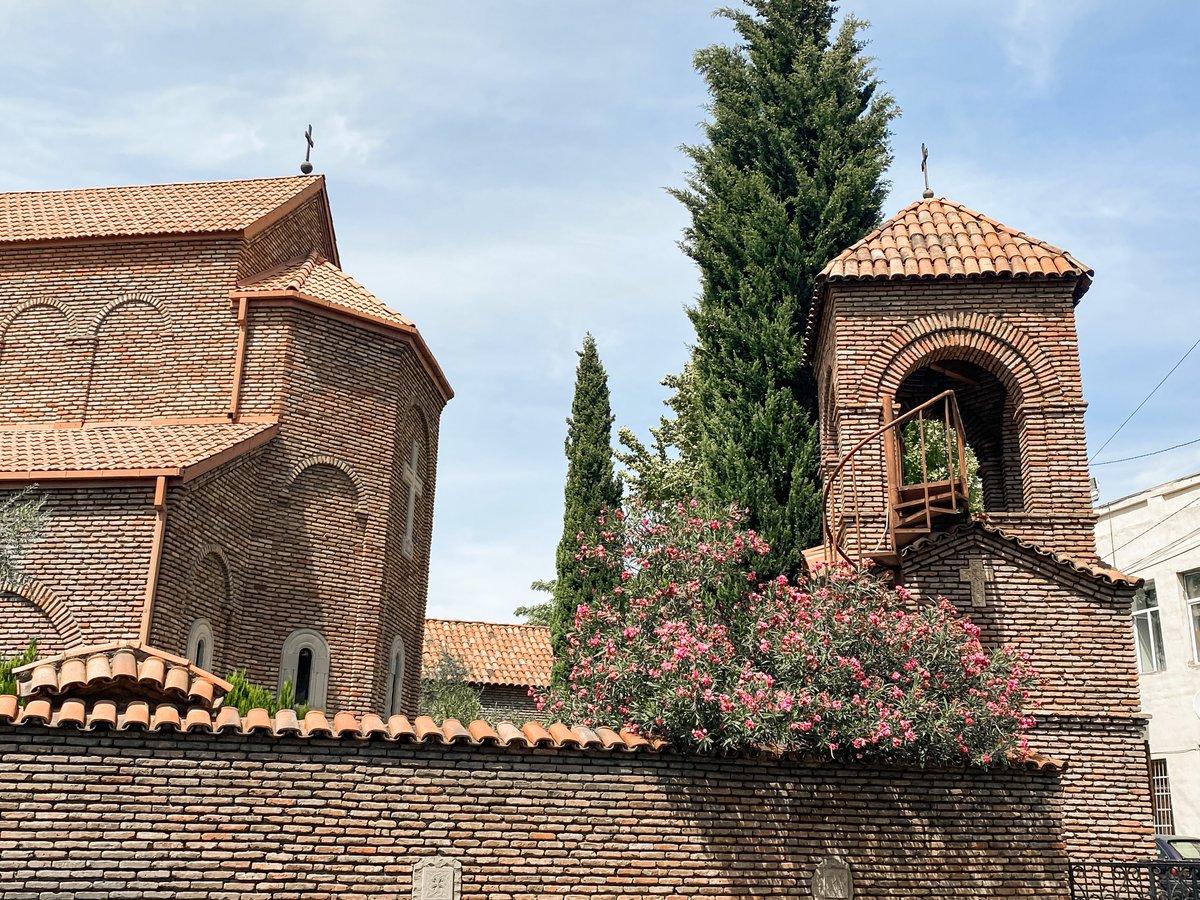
top-left (537, 499), bottom-right (1041, 765)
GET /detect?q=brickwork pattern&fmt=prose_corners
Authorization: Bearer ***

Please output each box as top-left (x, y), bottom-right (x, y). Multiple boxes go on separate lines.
top-left (813, 279), bottom-right (1095, 558)
top-left (0, 486), bottom-right (156, 646)
top-left (903, 524), bottom-right (1152, 857)
top-left (0, 725), bottom-right (1071, 899)
top-left (0, 187), bottom-right (446, 714)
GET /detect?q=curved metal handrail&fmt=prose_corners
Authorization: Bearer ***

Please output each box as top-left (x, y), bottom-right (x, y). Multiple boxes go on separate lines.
top-left (821, 389), bottom-right (965, 564)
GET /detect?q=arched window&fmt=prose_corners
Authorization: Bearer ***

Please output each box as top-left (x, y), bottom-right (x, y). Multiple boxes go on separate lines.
top-left (186, 619), bottom-right (215, 671)
top-left (386, 636), bottom-right (406, 716)
top-left (279, 629), bottom-right (330, 710)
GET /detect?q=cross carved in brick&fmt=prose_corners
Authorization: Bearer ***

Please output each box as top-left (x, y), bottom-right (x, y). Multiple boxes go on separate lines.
top-left (958, 557), bottom-right (993, 609)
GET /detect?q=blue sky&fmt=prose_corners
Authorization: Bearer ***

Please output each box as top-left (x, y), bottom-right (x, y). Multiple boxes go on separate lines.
top-left (2, 1), bottom-right (1197, 622)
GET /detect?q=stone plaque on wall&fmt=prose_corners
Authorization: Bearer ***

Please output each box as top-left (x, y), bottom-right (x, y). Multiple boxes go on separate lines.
top-left (412, 856), bottom-right (461, 900)
top-left (812, 856), bottom-right (853, 900)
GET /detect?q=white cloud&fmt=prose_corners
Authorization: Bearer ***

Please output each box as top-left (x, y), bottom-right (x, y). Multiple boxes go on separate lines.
top-left (1000, 0), bottom-right (1095, 90)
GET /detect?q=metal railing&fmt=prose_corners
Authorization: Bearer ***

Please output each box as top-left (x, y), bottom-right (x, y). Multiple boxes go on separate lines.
top-left (1069, 860), bottom-right (1200, 900)
top-left (820, 389), bottom-right (969, 566)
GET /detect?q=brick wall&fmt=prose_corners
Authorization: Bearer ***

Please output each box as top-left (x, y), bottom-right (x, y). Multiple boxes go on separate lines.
top-left (0, 724), bottom-right (1072, 899)
top-left (903, 525), bottom-right (1153, 857)
top-left (813, 279), bottom-right (1095, 558)
top-left (0, 239), bottom-right (243, 424)
top-left (0, 485), bottom-right (156, 647)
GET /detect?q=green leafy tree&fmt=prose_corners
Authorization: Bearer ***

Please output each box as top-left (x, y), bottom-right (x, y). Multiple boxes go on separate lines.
top-left (222, 669), bottom-right (309, 717)
top-left (900, 419), bottom-right (983, 513)
top-left (514, 579), bottom-right (554, 627)
top-left (626, 0), bottom-right (897, 575)
top-left (0, 487), bottom-right (48, 585)
top-left (0, 641), bottom-right (37, 696)
top-left (551, 335), bottom-right (622, 686)
top-left (418, 650), bottom-right (482, 723)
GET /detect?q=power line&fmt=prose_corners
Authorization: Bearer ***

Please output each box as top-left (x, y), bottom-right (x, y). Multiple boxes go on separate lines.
top-left (1093, 435), bottom-right (1200, 467)
top-left (1138, 535), bottom-right (1200, 569)
top-left (1089, 337), bottom-right (1200, 463)
top-left (1107, 493), bottom-right (1200, 557)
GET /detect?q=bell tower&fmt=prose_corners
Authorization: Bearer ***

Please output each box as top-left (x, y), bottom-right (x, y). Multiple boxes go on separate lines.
top-left (807, 197), bottom-right (1097, 567)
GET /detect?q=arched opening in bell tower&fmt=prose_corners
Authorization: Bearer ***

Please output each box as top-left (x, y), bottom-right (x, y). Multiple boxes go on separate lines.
top-left (894, 356), bottom-right (1024, 515)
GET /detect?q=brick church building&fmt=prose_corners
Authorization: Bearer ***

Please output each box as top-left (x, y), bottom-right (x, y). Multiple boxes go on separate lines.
top-left (0, 179), bottom-right (1156, 896)
top-left (0, 175), bottom-right (451, 715)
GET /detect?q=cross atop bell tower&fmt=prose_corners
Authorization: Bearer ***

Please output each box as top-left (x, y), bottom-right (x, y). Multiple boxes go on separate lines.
top-left (806, 197), bottom-right (1097, 568)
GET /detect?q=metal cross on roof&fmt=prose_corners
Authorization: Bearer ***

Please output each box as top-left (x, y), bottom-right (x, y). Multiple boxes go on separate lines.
top-left (921, 143), bottom-right (934, 199)
top-left (300, 125), bottom-right (315, 175)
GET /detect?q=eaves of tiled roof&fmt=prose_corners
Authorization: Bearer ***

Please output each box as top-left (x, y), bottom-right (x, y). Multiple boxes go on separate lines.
top-left (0, 698), bottom-right (1065, 771)
top-left (0, 176), bottom-right (325, 247)
top-left (804, 197), bottom-right (1093, 360)
top-left (13, 641), bottom-right (230, 709)
top-left (423, 619), bottom-right (553, 688)
top-left (0, 419), bottom-right (279, 483)
top-left (901, 519), bottom-right (1140, 588)
top-left (233, 253), bottom-right (453, 403)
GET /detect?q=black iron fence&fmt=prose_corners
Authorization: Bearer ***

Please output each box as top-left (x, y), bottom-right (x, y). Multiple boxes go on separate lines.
top-left (1069, 861), bottom-right (1200, 899)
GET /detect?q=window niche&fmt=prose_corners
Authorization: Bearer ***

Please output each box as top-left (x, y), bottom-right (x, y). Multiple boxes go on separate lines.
top-left (279, 628), bottom-right (330, 710)
top-left (386, 635), bottom-right (406, 716)
top-left (186, 618), bottom-right (215, 672)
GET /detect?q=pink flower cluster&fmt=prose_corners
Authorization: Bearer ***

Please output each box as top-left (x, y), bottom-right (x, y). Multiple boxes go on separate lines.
top-left (538, 499), bottom-right (1042, 766)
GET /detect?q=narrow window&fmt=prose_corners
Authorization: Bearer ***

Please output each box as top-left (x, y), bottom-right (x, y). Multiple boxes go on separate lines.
top-left (1150, 758), bottom-right (1176, 835)
top-left (279, 629), bottom-right (330, 710)
top-left (1183, 570), bottom-right (1200, 663)
top-left (386, 636), bottom-right (406, 716)
top-left (295, 647), bottom-right (314, 705)
top-left (1132, 583), bottom-right (1166, 674)
top-left (401, 439), bottom-right (424, 558)
top-left (186, 618), bottom-right (215, 671)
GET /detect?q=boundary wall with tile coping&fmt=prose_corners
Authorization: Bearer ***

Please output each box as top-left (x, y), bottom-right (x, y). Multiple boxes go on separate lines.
top-left (0, 717), bottom-right (1072, 899)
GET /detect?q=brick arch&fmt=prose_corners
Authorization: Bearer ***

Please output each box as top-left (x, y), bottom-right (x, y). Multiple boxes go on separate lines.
top-left (285, 454), bottom-right (368, 520)
top-left (862, 312), bottom-right (1063, 407)
top-left (85, 292), bottom-right (176, 420)
top-left (0, 298), bottom-right (83, 341)
top-left (0, 579), bottom-right (83, 650)
top-left (187, 544), bottom-right (236, 610)
top-left (0, 300), bottom-right (89, 423)
top-left (90, 292), bottom-right (171, 333)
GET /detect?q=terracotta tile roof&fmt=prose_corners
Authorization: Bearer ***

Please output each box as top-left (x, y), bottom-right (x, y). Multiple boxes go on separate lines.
top-left (0, 176), bottom-right (323, 245)
top-left (423, 619), bottom-right (553, 688)
top-left (13, 642), bottom-right (230, 709)
top-left (237, 251), bottom-right (413, 328)
top-left (901, 519), bottom-right (1141, 588)
top-left (0, 419), bottom-right (278, 481)
top-left (819, 198), bottom-right (1092, 285)
top-left (0, 696), bottom-right (1065, 769)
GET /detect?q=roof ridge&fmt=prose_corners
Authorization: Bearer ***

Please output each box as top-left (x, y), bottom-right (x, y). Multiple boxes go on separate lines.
top-left (426, 617), bottom-right (550, 631)
top-left (1, 174), bottom-right (320, 199)
top-left (285, 249), bottom-right (326, 292)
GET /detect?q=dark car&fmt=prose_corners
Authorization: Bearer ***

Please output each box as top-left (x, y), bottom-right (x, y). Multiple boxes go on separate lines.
top-left (1155, 836), bottom-right (1200, 899)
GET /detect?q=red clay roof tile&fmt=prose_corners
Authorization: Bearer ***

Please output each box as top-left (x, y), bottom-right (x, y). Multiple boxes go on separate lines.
top-left (237, 251), bottom-right (414, 330)
top-left (0, 176), bottom-right (322, 245)
top-left (821, 198), bottom-right (1090, 286)
top-left (422, 618), bottom-right (553, 688)
top-left (0, 420), bottom-right (279, 481)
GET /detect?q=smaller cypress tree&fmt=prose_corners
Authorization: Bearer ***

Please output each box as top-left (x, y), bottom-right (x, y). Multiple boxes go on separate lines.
top-left (550, 335), bottom-right (622, 687)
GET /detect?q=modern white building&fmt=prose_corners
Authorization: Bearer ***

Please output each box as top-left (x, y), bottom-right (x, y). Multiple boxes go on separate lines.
top-left (1096, 471), bottom-right (1200, 836)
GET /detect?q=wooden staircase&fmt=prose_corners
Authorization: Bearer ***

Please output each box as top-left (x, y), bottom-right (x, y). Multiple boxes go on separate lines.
top-left (815, 390), bottom-right (971, 568)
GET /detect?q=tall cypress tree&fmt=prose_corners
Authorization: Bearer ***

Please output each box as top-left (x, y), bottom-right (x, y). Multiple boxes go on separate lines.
top-left (668, 0), bottom-right (897, 575)
top-left (551, 334), bottom-right (622, 686)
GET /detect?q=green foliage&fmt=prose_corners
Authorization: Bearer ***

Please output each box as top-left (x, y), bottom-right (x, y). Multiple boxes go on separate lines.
top-left (418, 650), bottom-right (482, 723)
top-left (0, 487), bottom-right (48, 585)
top-left (625, 0), bottom-right (898, 576)
top-left (551, 335), bottom-right (623, 687)
top-left (514, 579), bottom-right (554, 627)
top-left (222, 669), bottom-right (308, 717)
top-left (900, 419), bottom-right (984, 513)
top-left (617, 365), bottom-right (702, 505)
top-left (0, 640), bottom-right (37, 696)
top-left (540, 501), bottom-right (1040, 765)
